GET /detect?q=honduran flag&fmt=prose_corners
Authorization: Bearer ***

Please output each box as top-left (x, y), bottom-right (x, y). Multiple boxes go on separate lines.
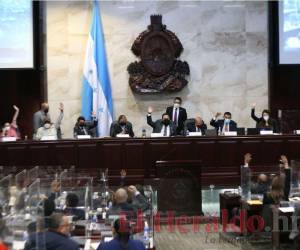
top-left (82, 1), bottom-right (113, 137)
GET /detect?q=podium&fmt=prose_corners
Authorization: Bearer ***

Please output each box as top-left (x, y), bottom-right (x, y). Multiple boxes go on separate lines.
top-left (155, 160), bottom-right (202, 216)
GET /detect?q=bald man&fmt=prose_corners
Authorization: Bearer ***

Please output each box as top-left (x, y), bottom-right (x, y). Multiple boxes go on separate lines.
top-left (184, 116), bottom-right (207, 136)
top-left (251, 174), bottom-right (269, 195)
top-left (109, 186), bottom-right (149, 216)
top-left (33, 102), bottom-right (50, 135)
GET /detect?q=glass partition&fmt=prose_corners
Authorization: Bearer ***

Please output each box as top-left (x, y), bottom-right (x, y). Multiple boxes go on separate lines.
top-left (27, 166), bottom-right (39, 186)
top-left (15, 169), bottom-right (27, 190)
top-left (240, 165), bottom-right (251, 201)
top-left (290, 160), bottom-right (300, 197)
top-left (0, 174), bottom-right (12, 216)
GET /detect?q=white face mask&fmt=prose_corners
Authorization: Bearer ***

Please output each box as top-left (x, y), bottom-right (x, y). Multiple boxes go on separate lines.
top-left (224, 118), bottom-right (231, 123)
top-left (44, 123), bottom-right (51, 129)
top-left (263, 115), bottom-right (269, 121)
top-left (3, 126), bottom-right (10, 132)
top-left (174, 103), bottom-right (180, 109)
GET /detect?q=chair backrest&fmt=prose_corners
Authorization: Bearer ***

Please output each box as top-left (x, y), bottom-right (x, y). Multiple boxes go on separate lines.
top-left (237, 127), bottom-right (245, 135)
top-left (205, 129), bottom-right (217, 136)
top-left (247, 128), bottom-right (259, 135)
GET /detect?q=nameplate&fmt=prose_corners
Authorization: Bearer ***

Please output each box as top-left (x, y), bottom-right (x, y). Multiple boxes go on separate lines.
top-left (224, 131), bottom-right (237, 136)
top-left (116, 134), bottom-right (130, 138)
top-left (296, 130), bottom-right (300, 135)
top-left (1, 137), bottom-right (17, 142)
top-left (41, 136), bottom-right (56, 141)
top-left (188, 132), bottom-right (202, 137)
top-left (260, 130), bottom-right (273, 135)
top-left (151, 133), bottom-right (164, 138)
top-left (77, 135), bottom-right (91, 139)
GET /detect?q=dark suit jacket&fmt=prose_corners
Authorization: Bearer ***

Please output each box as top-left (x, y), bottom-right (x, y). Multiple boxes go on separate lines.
top-left (166, 106), bottom-right (187, 134)
top-left (251, 108), bottom-right (279, 132)
top-left (73, 120), bottom-right (98, 138)
top-left (97, 238), bottom-right (146, 250)
top-left (63, 207), bottom-right (85, 221)
top-left (110, 121), bottom-right (134, 137)
top-left (24, 231), bottom-right (79, 250)
top-left (184, 120), bottom-right (207, 135)
top-left (263, 169), bottom-right (291, 205)
top-left (147, 115), bottom-right (177, 136)
top-left (210, 118), bottom-right (237, 132)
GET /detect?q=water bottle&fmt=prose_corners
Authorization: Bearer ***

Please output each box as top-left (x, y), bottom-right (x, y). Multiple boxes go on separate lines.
top-left (143, 221), bottom-right (150, 248)
top-left (218, 127), bottom-right (222, 136)
top-left (186, 130), bottom-right (189, 136)
top-left (142, 129), bottom-right (146, 138)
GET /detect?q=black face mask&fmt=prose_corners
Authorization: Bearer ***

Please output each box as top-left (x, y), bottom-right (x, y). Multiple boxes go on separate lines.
top-left (119, 122), bottom-right (126, 126)
top-left (162, 119), bottom-right (170, 126)
top-left (79, 122), bottom-right (85, 127)
top-left (44, 108), bottom-right (49, 114)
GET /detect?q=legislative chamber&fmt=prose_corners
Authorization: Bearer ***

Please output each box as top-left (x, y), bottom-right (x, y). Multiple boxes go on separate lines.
top-left (1, 1), bottom-right (300, 250)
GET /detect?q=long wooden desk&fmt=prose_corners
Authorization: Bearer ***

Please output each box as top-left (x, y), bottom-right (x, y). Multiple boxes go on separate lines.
top-left (1, 135), bottom-right (300, 186)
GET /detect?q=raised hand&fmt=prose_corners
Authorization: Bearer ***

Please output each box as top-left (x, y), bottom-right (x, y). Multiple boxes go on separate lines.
top-left (251, 102), bottom-right (256, 108)
top-left (280, 155), bottom-right (289, 168)
top-left (13, 105), bottom-right (19, 111)
top-left (92, 111), bottom-right (97, 118)
top-left (215, 112), bottom-right (222, 118)
top-left (59, 103), bottom-right (64, 112)
top-left (120, 169), bottom-right (126, 178)
top-left (244, 153), bottom-right (252, 166)
top-left (148, 106), bottom-right (153, 114)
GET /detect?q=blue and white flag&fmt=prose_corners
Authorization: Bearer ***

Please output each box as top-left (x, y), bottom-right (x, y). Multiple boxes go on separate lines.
top-left (82, 0), bottom-right (113, 137)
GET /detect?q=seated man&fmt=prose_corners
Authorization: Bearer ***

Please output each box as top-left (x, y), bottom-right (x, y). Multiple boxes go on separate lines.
top-left (0, 105), bottom-right (20, 139)
top-left (109, 186), bottom-right (149, 216)
top-left (63, 193), bottom-right (85, 221)
top-left (147, 107), bottom-right (177, 136)
top-left (184, 116), bottom-right (207, 136)
top-left (210, 111), bottom-right (237, 134)
top-left (97, 219), bottom-right (145, 250)
top-left (24, 213), bottom-right (79, 250)
top-left (35, 103), bottom-right (64, 140)
top-left (73, 112), bottom-right (98, 138)
top-left (110, 115), bottom-right (134, 137)
top-left (251, 174), bottom-right (269, 195)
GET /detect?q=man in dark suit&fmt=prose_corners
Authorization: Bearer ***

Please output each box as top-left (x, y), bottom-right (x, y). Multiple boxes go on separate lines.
top-left (24, 213), bottom-right (79, 250)
top-left (184, 116), bottom-right (207, 135)
top-left (147, 107), bottom-right (177, 136)
top-left (110, 115), bottom-right (134, 137)
top-left (166, 97), bottom-right (187, 134)
top-left (210, 111), bottom-right (237, 134)
top-left (73, 112), bottom-right (98, 138)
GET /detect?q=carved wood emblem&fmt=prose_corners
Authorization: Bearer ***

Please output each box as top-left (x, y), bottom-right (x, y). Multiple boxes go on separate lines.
top-left (127, 15), bottom-right (190, 93)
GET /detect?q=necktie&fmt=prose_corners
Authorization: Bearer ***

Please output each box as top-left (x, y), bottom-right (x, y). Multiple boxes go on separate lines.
top-left (225, 123), bottom-right (229, 132)
top-left (174, 108), bottom-right (178, 125)
top-left (163, 125), bottom-right (168, 136)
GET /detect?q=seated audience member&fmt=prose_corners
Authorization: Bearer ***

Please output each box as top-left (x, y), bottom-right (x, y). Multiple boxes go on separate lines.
top-left (166, 97), bottom-right (187, 135)
top-left (263, 155), bottom-right (291, 205)
top-left (63, 193), bottom-right (85, 221)
top-left (0, 216), bottom-right (8, 250)
top-left (184, 116), bottom-right (207, 135)
top-left (35, 104), bottom-right (64, 140)
top-left (251, 103), bottom-right (279, 132)
top-left (147, 107), bottom-right (177, 136)
top-left (27, 197), bottom-right (56, 233)
top-left (0, 105), bottom-right (20, 139)
top-left (33, 102), bottom-right (50, 135)
top-left (97, 219), bottom-right (145, 250)
top-left (210, 112), bottom-right (237, 133)
top-left (73, 112), bottom-right (98, 138)
top-left (24, 213), bottom-right (79, 250)
top-left (251, 174), bottom-right (269, 195)
top-left (110, 115), bottom-right (134, 137)
top-left (33, 102), bottom-right (64, 139)
top-left (109, 186), bottom-right (149, 216)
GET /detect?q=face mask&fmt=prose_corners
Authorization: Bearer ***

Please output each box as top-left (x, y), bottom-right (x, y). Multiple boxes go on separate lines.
top-left (3, 126), bottom-right (10, 132)
top-left (119, 122), bottom-right (126, 126)
top-left (174, 103), bottom-right (180, 109)
top-left (79, 122), bottom-right (85, 127)
top-left (224, 118), bottom-right (230, 123)
top-left (44, 123), bottom-right (51, 129)
top-left (162, 119), bottom-right (170, 126)
top-left (263, 115), bottom-right (269, 121)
